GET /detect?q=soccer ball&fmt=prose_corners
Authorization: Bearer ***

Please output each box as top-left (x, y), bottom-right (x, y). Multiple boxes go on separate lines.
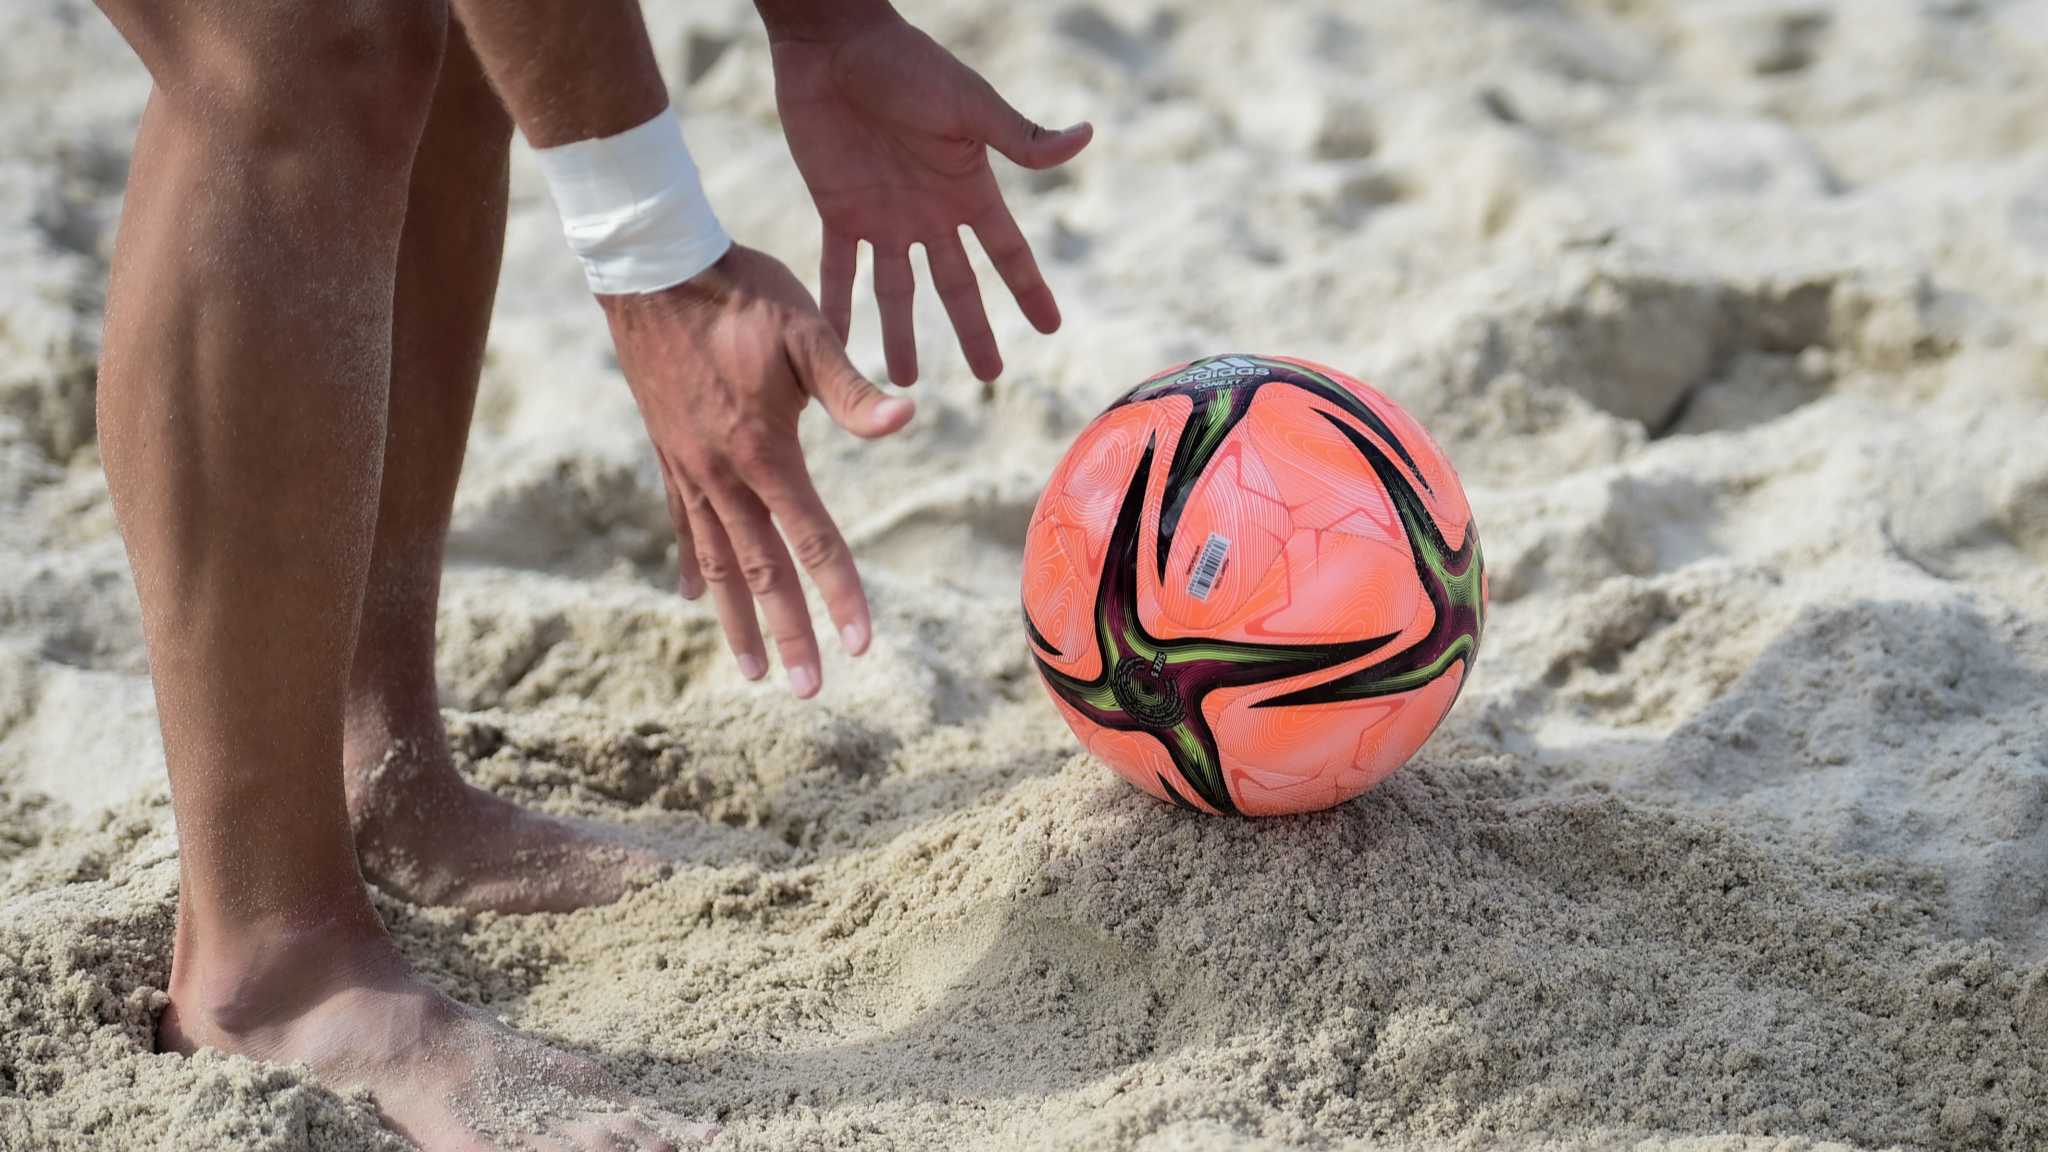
top-left (1021, 354), bottom-right (1486, 816)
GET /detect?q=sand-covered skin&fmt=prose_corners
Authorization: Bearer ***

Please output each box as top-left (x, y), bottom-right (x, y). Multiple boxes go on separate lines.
top-left (4, 0), bottom-right (2048, 1148)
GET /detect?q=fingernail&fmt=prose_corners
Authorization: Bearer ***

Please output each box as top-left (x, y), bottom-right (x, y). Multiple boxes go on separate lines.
top-left (737, 652), bottom-right (766, 680)
top-left (789, 664), bottom-right (820, 698)
top-left (841, 621), bottom-right (870, 655)
top-left (874, 397), bottom-right (914, 425)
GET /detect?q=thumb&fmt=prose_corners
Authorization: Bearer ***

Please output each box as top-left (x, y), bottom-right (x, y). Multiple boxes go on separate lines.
top-left (976, 84), bottom-right (1092, 170)
top-left (794, 326), bottom-right (914, 440)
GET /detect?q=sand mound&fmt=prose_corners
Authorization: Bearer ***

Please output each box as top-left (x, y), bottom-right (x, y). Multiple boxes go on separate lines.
top-left (5, 0), bottom-right (2047, 1148)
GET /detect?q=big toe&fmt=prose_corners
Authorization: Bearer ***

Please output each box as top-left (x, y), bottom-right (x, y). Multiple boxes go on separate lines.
top-left (552, 1113), bottom-right (716, 1150)
top-left (631, 1100), bottom-right (722, 1147)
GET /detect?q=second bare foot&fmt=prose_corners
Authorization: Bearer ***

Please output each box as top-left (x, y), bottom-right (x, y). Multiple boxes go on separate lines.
top-left (347, 734), bottom-right (668, 914)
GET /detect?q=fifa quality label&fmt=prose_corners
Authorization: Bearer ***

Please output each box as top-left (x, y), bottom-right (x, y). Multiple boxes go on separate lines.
top-left (1187, 532), bottom-right (1232, 600)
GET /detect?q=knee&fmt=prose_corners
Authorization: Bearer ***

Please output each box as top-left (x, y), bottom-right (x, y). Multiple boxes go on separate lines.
top-left (164, 0), bottom-right (449, 164)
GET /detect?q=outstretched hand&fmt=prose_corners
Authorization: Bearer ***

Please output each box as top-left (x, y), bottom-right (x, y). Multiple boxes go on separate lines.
top-left (766, 6), bottom-right (1092, 384)
top-left (601, 244), bottom-right (912, 698)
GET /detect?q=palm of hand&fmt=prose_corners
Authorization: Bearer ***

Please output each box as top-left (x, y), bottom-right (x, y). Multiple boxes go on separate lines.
top-left (777, 32), bottom-right (990, 238)
top-left (771, 20), bottom-right (1089, 383)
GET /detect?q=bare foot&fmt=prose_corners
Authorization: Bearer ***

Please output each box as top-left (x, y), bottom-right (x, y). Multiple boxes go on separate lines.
top-left (161, 930), bottom-right (715, 1150)
top-left (346, 734), bottom-right (668, 914)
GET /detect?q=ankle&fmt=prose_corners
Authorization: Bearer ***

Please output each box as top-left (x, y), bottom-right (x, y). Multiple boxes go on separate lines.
top-left (167, 913), bottom-right (401, 1046)
top-left (342, 701), bottom-right (457, 809)
top-left (342, 661), bottom-right (440, 751)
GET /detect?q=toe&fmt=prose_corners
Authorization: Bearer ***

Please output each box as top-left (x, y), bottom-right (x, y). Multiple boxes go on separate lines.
top-left (559, 1118), bottom-right (632, 1151)
top-left (627, 1099), bottom-right (720, 1146)
top-left (607, 1115), bottom-right (677, 1151)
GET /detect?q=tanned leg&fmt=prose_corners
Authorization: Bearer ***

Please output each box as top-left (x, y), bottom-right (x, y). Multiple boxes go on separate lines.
top-left (342, 23), bottom-right (663, 914)
top-left (94, 1), bottom-right (706, 1147)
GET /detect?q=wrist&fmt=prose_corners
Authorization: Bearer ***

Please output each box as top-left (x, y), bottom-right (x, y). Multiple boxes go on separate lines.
top-left (755, 0), bottom-right (899, 43)
top-left (596, 246), bottom-right (742, 313)
top-left (534, 107), bottom-right (732, 297)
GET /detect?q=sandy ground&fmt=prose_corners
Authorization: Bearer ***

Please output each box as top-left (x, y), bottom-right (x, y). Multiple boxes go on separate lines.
top-left (5, 0), bottom-right (2048, 1148)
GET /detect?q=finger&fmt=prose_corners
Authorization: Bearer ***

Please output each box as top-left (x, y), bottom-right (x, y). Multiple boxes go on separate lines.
top-left (744, 440), bottom-right (873, 658)
top-left (703, 475), bottom-right (824, 698)
top-left (681, 477), bottom-right (766, 681)
top-left (788, 321), bottom-right (914, 440)
top-left (975, 83), bottom-right (1093, 170)
top-left (819, 227), bottom-right (857, 345)
top-left (873, 243), bottom-right (918, 386)
top-left (972, 196), bottom-right (1060, 335)
top-left (927, 233), bottom-right (1002, 381)
top-left (655, 450), bottom-right (703, 599)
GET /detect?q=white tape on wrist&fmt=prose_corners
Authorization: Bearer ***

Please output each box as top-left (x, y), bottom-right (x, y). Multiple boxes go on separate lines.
top-left (532, 106), bottom-right (732, 295)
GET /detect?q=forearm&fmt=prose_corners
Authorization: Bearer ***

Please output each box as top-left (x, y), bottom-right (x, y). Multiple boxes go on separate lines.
top-left (754, 0), bottom-right (899, 43)
top-left (448, 0), bottom-right (667, 148)
top-left (446, 1), bottom-right (728, 294)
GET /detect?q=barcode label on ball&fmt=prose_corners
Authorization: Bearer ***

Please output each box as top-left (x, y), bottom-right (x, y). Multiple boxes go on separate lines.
top-left (1187, 533), bottom-right (1232, 601)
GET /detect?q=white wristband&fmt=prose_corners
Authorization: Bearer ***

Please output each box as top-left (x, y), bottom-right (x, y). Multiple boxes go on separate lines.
top-left (532, 106), bottom-right (733, 295)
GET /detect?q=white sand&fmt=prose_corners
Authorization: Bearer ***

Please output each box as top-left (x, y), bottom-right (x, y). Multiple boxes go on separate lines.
top-left (4, 0), bottom-right (2047, 1148)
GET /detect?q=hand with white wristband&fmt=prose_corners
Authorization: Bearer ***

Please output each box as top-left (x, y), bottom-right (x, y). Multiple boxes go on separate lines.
top-left (529, 98), bottom-right (907, 698)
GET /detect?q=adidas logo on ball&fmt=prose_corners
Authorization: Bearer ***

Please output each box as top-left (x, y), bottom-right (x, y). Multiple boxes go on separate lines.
top-left (1167, 355), bottom-right (1266, 389)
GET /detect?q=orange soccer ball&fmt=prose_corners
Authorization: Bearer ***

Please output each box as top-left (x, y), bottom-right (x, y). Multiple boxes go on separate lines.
top-left (1021, 355), bottom-right (1486, 816)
